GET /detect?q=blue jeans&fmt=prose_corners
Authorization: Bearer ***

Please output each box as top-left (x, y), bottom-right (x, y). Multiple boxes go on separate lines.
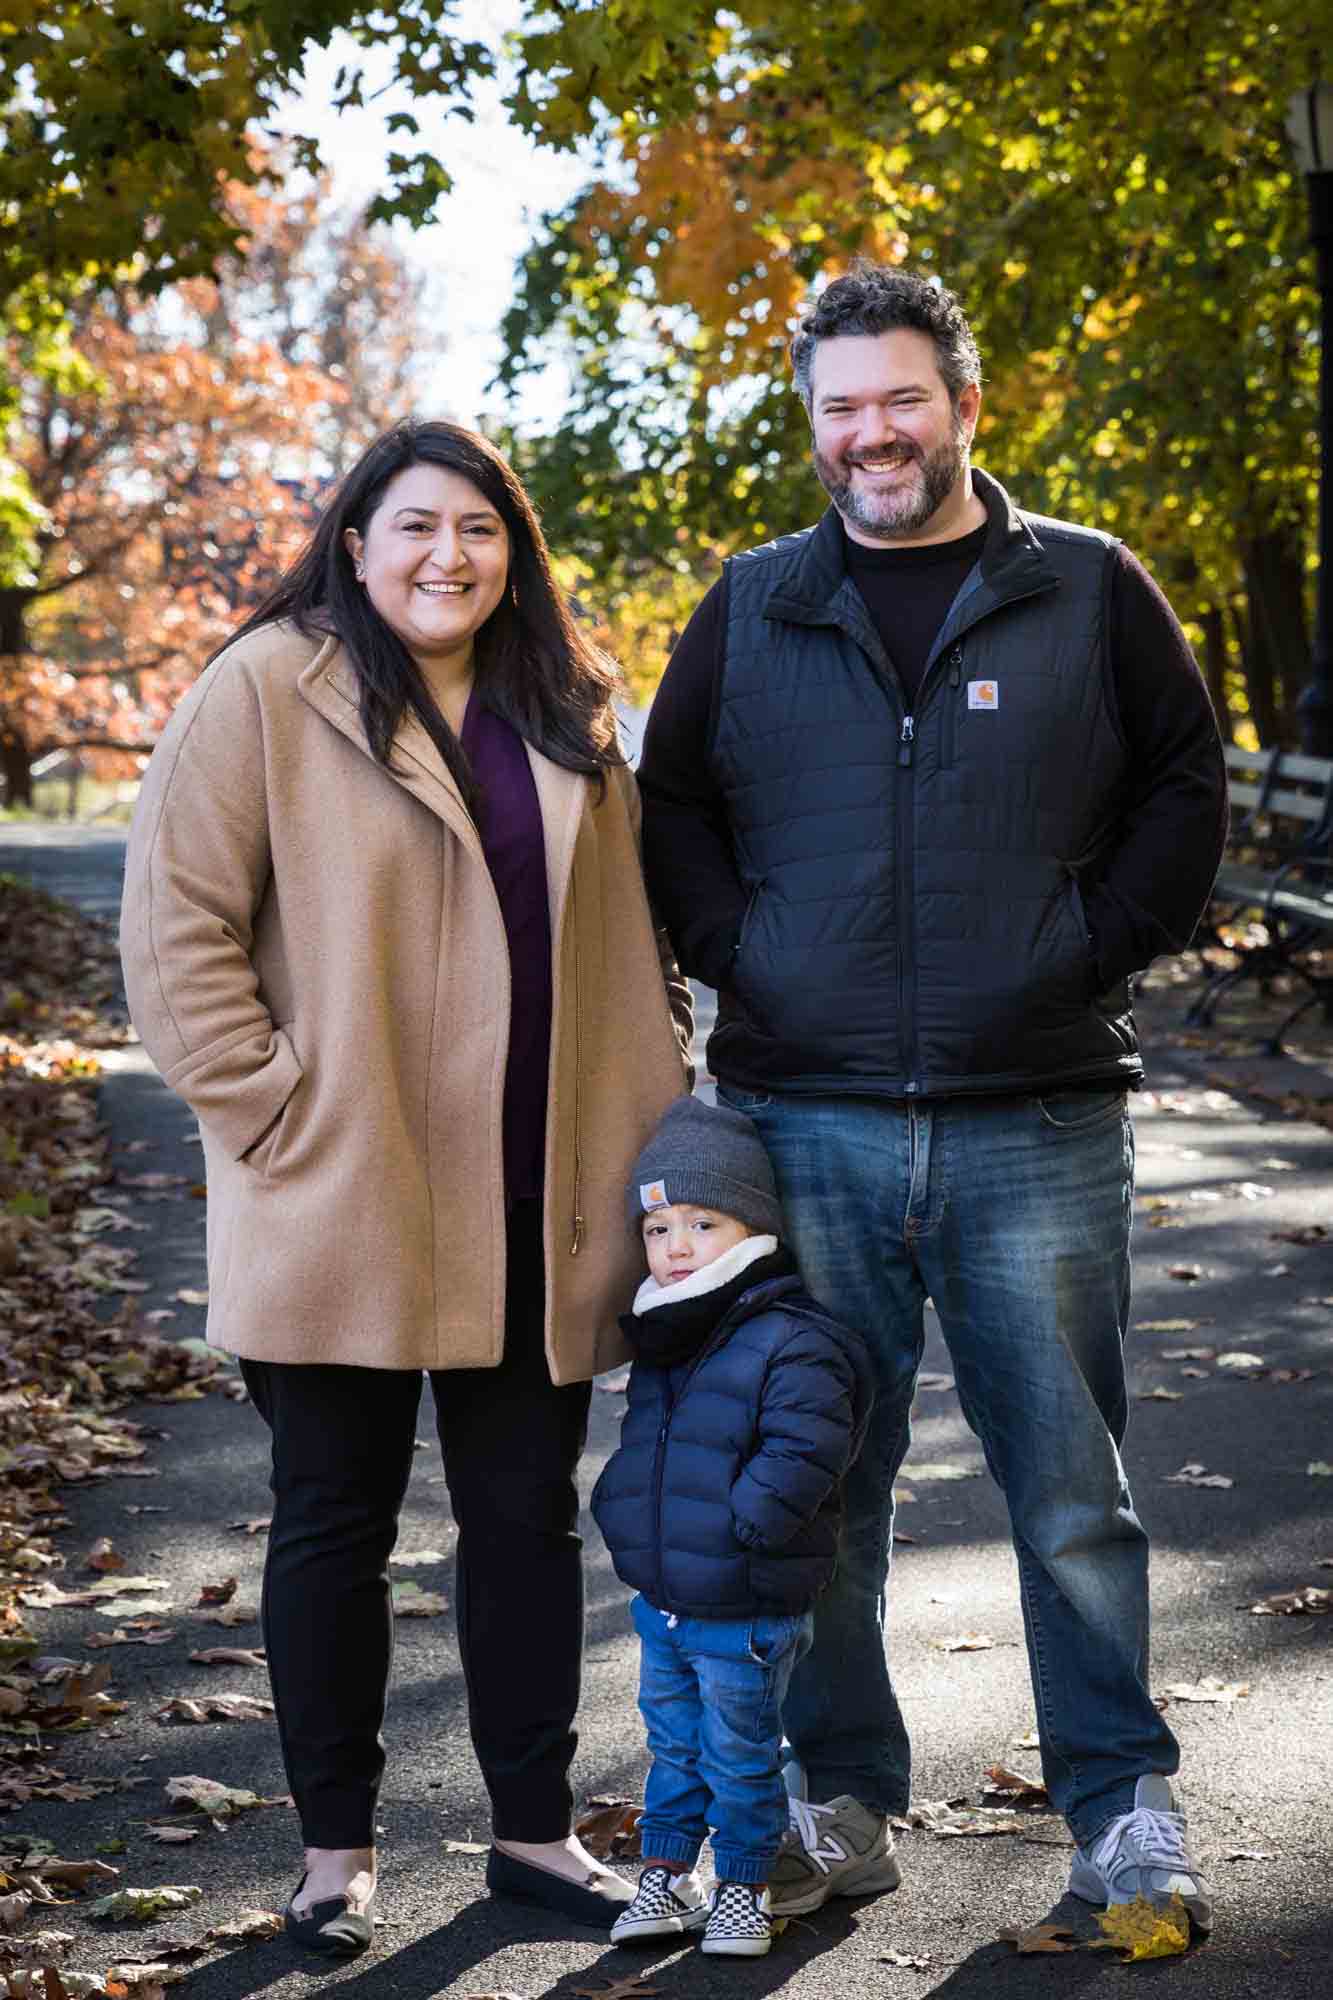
top-left (632, 1594), bottom-right (814, 1884)
top-left (716, 1082), bottom-right (1179, 1848)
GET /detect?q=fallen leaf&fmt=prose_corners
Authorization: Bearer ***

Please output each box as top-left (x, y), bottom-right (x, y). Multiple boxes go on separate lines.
top-left (156, 1693), bottom-right (274, 1724)
top-left (88, 1885), bottom-right (203, 1922)
top-left (389, 1550), bottom-right (447, 1567)
top-left (1096, 1891), bottom-right (1190, 1959)
top-left (1247, 1587), bottom-right (1330, 1615)
top-left (203, 1908), bottom-right (283, 1945)
top-left (195, 1577), bottom-right (237, 1607)
top-left (84, 1625), bottom-right (175, 1649)
top-left (594, 1369), bottom-right (632, 1393)
top-left (1160, 1676), bottom-right (1250, 1704)
top-left (1160, 1345), bottom-right (1216, 1360)
top-left (998, 1921), bottom-right (1083, 1954)
top-left (901, 1461), bottom-right (982, 1482)
top-left (1011, 1728), bottom-right (1040, 1750)
top-left (914, 1373), bottom-right (955, 1393)
top-left (1137, 1386), bottom-right (1183, 1401)
top-left (170, 1290), bottom-right (208, 1307)
top-left (1180, 1365), bottom-right (1210, 1379)
top-left (571, 1980), bottom-right (661, 2000)
top-left (225, 1519), bottom-right (270, 1536)
top-left (880, 1949), bottom-right (932, 1968)
top-left (1263, 1262), bottom-right (1291, 1277)
top-left (163, 1775), bottom-right (275, 1819)
top-left (1166, 1264), bottom-right (1205, 1282)
top-left (909, 1800), bottom-right (1031, 1837)
top-left (1165, 1463), bottom-right (1234, 1489)
top-left (932, 1632), bottom-right (996, 1653)
top-left (83, 1539), bottom-right (125, 1575)
top-left (187, 1648), bottom-right (266, 1668)
top-left (1269, 1223), bottom-right (1328, 1245)
top-left (1228, 1182), bottom-right (1275, 1200)
top-left (1137, 1318), bottom-right (1210, 1333)
top-left (1223, 1847), bottom-right (1274, 1862)
top-left (1216, 1351), bottom-right (1266, 1371)
top-left (981, 1764), bottom-right (1049, 1807)
top-left (145, 1826), bottom-right (200, 1845)
top-left (1308, 1461), bottom-right (1333, 1478)
top-left (442, 1838), bottom-right (489, 1855)
top-left (194, 1601), bottom-right (259, 1627)
top-left (574, 1796), bottom-right (644, 1860)
top-left (390, 1582), bottom-right (448, 1617)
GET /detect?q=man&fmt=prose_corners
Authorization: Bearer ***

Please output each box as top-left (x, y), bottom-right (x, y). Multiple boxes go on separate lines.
top-left (637, 264), bottom-right (1226, 1933)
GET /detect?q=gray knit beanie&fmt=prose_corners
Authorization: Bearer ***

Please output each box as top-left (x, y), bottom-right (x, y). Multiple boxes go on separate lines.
top-left (626, 1096), bottom-right (784, 1238)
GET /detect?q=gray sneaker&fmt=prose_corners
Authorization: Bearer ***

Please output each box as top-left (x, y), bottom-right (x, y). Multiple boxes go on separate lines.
top-left (767, 1795), bottom-right (902, 1916)
top-left (1068, 1776), bottom-right (1213, 1934)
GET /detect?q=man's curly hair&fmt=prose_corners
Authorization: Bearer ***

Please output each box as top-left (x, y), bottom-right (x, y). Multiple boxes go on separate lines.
top-left (790, 262), bottom-right (982, 412)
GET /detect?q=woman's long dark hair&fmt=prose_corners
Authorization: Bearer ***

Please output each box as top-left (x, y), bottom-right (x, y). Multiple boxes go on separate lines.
top-left (221, 420), bottom-right (624, 809)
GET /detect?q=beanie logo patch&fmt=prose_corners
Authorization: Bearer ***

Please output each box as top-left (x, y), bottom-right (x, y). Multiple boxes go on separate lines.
top-left (639, 1180), bottom-right (669, 1212)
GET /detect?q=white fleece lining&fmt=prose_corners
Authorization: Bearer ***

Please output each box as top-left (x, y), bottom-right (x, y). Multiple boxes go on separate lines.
top-left (633, 1233), bottom-right (779, 1316)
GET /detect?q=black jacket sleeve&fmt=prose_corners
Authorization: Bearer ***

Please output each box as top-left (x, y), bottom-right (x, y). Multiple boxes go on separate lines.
top-left (1083, 548), bottom-right (1229, 988)
top-left (637, 575), bottom-right (749, 990)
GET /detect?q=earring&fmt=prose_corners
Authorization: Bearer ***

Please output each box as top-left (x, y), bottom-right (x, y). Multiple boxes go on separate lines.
top-left (355, 566), bottom-right (366, 582)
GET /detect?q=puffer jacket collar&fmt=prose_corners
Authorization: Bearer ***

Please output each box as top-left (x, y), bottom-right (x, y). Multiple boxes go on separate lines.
top-left (759, 468), bottom-right (1064, 698)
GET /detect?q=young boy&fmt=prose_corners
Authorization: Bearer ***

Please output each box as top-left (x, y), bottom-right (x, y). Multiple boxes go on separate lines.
top-left (592, 1096), bottom-right (878, 1957)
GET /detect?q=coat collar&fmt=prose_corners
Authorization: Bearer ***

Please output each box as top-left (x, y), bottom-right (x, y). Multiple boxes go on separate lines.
top-left (296, 635), bottom-right (588, 914)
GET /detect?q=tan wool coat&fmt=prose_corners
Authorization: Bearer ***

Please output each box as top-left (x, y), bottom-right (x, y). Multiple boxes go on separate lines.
top-left (120, 622), bottom-right (691, 1383)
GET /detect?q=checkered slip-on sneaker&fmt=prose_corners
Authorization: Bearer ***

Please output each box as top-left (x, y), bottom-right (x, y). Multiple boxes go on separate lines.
top-left (700, 1881), bottom-right (773, 1958)
top-left (610, 1865), bottom-right (709, 1942)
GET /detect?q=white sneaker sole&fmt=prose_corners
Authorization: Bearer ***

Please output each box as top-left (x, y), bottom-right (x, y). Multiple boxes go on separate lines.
top-left (1068, 1854), bottom-right (1213, 1934)
top-left (701, 1932), bottom-right (772, 1956)
top-left (769, 1848), bottom-right (902, 1917)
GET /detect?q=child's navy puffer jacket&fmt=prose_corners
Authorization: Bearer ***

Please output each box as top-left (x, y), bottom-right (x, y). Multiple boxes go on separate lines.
top-left (591, 1274), bottom-right (874, 1618)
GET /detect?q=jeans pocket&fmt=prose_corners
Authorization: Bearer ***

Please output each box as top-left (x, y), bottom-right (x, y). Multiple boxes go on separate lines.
top-left (1036, 1087), bottom-right (1127, 1131)
top-left (745, 1613), bottom-right (806, 1666)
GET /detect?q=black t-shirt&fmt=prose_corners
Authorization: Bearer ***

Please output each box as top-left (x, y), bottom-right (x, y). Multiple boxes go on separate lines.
top-left (843, 519), bottom-right (989, 705)
top-left (638, 510), bottom-right (1228, 997)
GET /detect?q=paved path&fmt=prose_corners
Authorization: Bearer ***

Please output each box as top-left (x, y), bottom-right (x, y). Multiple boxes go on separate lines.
top-left (3, 825), bottom-right (1332, 1998)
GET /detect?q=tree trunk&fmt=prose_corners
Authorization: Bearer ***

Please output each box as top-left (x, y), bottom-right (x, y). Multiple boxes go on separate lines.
top-left (0, 586), bottom-right (33, 807)
top-left (1199, 606), bottom-right (1234, 742)
top-left (0, 729), bottom-right (32, 807)
top-left (1240, 530), bottom-right (1311, 746)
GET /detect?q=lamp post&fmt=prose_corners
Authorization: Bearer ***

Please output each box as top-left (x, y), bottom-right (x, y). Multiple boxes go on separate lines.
top-left (1287, 82), bottom-right (1333, 757)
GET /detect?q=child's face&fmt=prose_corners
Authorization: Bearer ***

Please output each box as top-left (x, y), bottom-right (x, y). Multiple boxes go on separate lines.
top-left (641, 1204), bottom-right (753, 1288)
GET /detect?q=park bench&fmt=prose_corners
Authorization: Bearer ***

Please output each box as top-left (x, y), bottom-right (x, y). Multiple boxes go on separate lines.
top-left (1184, 744), bottom-right (1333, 1051)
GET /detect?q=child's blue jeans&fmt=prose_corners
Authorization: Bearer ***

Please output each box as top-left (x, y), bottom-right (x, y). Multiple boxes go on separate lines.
top-left (631, 1593), bottom-right (814, 1884)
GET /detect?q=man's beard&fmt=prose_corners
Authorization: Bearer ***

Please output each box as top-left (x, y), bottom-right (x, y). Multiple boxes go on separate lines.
top-left (814, 422), bottom-right (968, 540)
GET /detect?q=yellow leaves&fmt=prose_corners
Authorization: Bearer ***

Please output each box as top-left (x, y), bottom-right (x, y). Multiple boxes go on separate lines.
top-left (1001, 1894), bottom-right (1190, 1960)
top-left (999, 134), bottom-right (1042, 173)
top-left (1096, 1892), bottom-right (1192, 1959)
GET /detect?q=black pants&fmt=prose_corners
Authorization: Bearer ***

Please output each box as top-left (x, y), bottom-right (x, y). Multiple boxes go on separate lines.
top-left (239, 1202), bottom-right (592, 1848)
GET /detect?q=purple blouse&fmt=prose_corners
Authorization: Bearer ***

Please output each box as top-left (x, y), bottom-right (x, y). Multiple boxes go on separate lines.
top-left (460, 688), bottom-right (552, 1202)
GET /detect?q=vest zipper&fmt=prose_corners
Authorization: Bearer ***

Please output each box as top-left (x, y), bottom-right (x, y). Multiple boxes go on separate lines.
top-left (897, 714), bottom-right (918, 1090)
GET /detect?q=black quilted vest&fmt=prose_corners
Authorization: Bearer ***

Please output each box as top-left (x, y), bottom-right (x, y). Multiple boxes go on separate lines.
top-left (707, 469), bottom-right (1141, 1097)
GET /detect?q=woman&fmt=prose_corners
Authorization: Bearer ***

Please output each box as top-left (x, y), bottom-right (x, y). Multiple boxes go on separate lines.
top-left (120, 421), bottom-right (692, 1952)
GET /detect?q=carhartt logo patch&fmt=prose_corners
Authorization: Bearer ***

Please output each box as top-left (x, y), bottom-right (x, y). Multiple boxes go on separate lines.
top-left (640, 1180), bottom-right (669, 1211)
top-left (968, 680), bottom-right (999, 709)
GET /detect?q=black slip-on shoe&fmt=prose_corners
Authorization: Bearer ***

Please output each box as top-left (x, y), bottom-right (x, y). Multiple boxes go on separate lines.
top-left (284, 1875), bottom-right (375, 1956)
top-left (486, 1846), bottom-right (635, 1930)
